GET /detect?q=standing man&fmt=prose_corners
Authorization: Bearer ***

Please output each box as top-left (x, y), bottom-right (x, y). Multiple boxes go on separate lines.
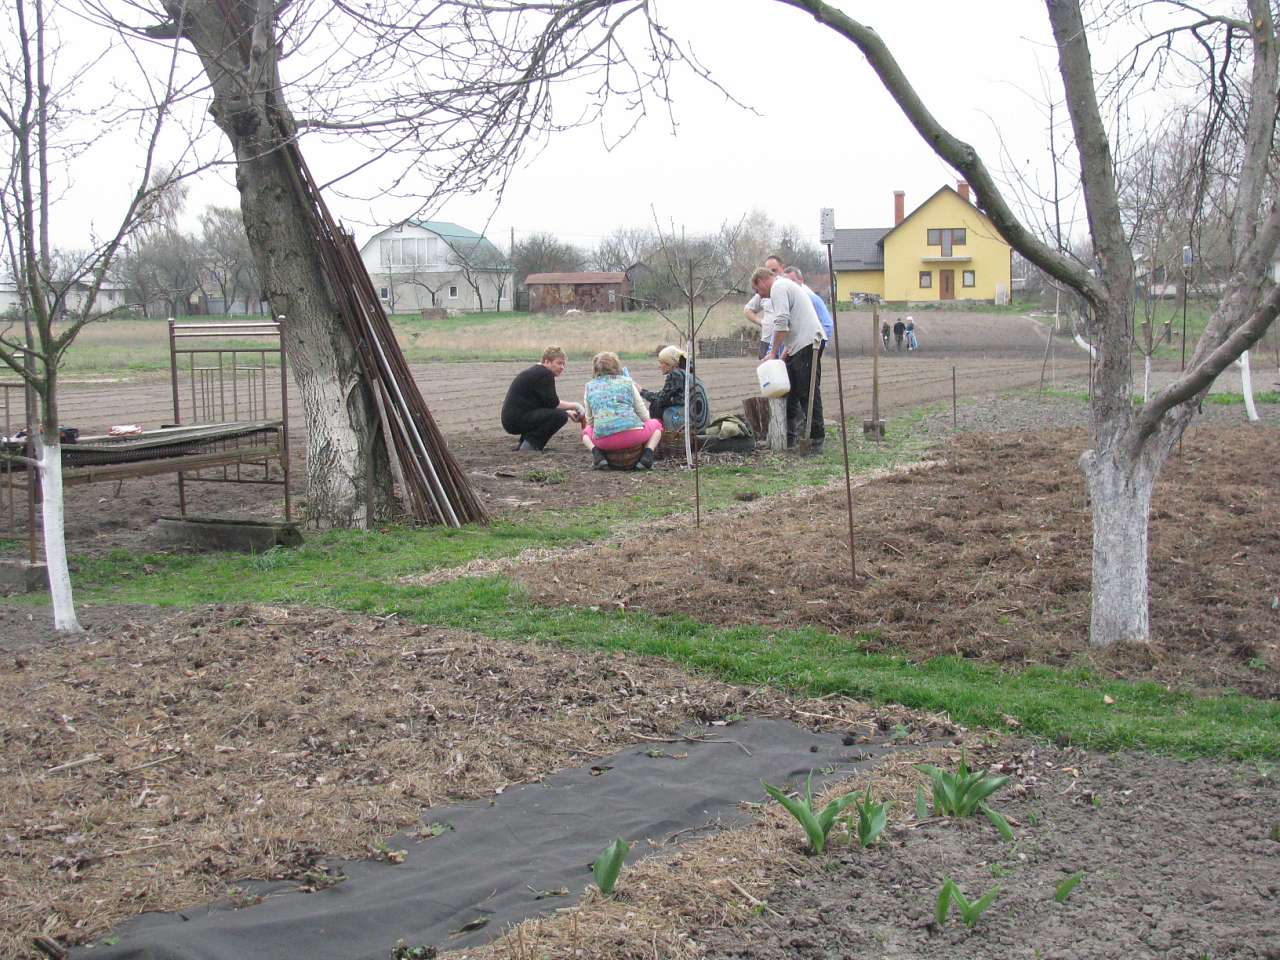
top-left (892, 317), bottom-right (906, 352)
top-left (750, 267), bottom-right (825, 451)
top-left (742, 253), bottom-right (786, 359)
top-left (501, 345), bottom-right (584, 451)
top-left (783, 266), bottom-right (833, 355)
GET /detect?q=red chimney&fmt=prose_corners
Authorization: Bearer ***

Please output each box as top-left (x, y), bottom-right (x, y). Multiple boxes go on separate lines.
top-left (957, 181), bottom-right (970, 203)
top-left (893, 190), bottom-right (905, 225)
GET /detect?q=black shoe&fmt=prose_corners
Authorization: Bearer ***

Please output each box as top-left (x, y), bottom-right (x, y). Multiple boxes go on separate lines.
top-left (592, 447), bottom-right (609, 470)
top-left (635, 448), bottom-right (655, 470)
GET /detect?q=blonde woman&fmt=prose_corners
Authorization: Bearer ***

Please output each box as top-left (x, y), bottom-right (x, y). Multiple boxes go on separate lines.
top-left (581, 351), bottom-right (663, 470)
top-left (640, 345), bottom-right (709, 432)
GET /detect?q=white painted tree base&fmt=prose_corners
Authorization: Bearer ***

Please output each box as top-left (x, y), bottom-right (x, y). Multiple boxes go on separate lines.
top-left (36, 438), bottom-right (83, 634)
top-left (768, 398), bottom-right (787, 452)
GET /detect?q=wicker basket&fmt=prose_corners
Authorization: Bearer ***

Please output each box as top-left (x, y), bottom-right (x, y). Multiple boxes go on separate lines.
top-left (656, 431), bottom-right (705, 461)
top-left (603, 444), bottom-right (645, 470)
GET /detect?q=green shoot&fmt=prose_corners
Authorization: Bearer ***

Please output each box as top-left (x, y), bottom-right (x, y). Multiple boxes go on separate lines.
top-left (1055, 871), bottom-right (1085, 903)
top-left (592, 838), bottom-right (630, 896)
top-left (936, 877), bottom-right (1000, 928)
top-left (984, 804), bottom-right (1015, 841)
top-left (915, 785), bottom-right (929, 821)
top-left (852, 786), bottom-right (891, 848)
top-left (917, 755), bottom-right (1014, 838)
top-left (762, 773), bottom-right (860, 854)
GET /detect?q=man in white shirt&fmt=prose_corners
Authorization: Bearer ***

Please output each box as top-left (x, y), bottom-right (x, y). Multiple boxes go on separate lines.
top-left (742, 254), bottom-right (786, 359)
top-left (750, 266), bottom-right (825, 450)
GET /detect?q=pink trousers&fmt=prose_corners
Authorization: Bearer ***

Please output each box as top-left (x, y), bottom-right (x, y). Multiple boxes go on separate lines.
top-left (583, 419), bottom-right (661, 450)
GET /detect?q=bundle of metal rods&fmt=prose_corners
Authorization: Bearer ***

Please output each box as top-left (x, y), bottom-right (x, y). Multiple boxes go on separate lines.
top-left (280, 141), bottom-right (488, 527)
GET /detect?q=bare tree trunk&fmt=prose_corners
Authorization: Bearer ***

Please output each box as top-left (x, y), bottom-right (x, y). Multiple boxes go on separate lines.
top-left (34, 434), bottom-right (81, 634)
top-left (1081, 446), bottom-right (1157, 645)
top-left (167, 0), bottom-right (393, 526)
top-left (236, 150), bottom-right (393, 525)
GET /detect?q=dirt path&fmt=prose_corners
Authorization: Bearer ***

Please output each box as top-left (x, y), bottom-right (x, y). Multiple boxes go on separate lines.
top-left (51, 311), bottom-right (1084, 437)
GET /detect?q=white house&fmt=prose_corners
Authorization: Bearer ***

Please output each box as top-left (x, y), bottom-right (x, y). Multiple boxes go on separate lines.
top-left (0, 279), bottom-right (129, 317)
top-left (358, 221), bottom-right (511, 314)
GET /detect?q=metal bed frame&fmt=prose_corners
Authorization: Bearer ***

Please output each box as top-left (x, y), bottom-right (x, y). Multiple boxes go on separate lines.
top-left (0, 319), bottom-right (292, 550)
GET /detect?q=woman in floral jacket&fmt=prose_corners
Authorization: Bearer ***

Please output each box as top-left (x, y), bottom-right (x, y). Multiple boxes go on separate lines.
top-left (581, 351), bottom-right (663, 470)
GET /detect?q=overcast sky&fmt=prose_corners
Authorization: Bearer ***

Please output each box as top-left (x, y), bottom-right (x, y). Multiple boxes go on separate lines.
top-left (43, 0), bottom-right (1175, 255)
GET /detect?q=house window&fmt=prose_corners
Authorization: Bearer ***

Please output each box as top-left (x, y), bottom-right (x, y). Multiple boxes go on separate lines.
top-left (919, 271), bottom-right (933, 289)
top-left (926, 228), bottom-right (967, 256)
top-left (962, 270), bottom-right (976, 288)
top-left (379, 287), bottom-right (389, 301)
top-left (448, 285), bottom-right (459, 299)
top-left (379, 237), bottom-right (429, 267)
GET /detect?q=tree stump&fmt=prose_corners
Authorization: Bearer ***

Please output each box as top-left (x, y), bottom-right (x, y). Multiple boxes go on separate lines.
top-left (768, 398), bottom-right (787, 451)
top-left (741, 397), bottom-right (770, 438)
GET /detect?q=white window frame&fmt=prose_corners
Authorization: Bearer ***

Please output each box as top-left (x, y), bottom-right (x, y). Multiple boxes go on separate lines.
top-left (962, 270), bottom-right (976, 288)
top-left (448, 285), bottom-right (459, 299)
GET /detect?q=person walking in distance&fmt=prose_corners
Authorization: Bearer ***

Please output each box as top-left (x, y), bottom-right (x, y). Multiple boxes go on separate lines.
top-left (892, 317), bottom-right (906, 352)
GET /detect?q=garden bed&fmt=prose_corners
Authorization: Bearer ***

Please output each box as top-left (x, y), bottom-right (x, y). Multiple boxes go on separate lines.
top-left (514, 423), bottom-right (1280, 699)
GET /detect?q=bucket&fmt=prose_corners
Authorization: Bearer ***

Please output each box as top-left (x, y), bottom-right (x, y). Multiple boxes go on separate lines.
top-left (756, 357), bottom-right (790, 398)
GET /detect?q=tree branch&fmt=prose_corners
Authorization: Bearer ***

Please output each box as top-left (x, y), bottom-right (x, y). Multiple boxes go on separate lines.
top-left (777, 0), bottom-right (1106, 306)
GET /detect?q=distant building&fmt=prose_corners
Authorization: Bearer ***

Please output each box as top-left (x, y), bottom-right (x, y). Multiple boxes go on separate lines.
top-left (524, 271), bottom-right (632, 313)
top-left (0, 279), bottom-right (129, 317)
top-left (358, 221), bottom-right (511, 313)
top-left (833, 182), bottom-right (1013, 304)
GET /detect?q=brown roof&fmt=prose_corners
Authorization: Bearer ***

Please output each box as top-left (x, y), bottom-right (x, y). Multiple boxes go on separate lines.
top-left (524, 272), bottom-right (626, 285)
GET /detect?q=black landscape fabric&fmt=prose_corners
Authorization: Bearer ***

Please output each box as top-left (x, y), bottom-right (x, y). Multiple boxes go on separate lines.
top-left (80, 719), bottom-right (901, 960)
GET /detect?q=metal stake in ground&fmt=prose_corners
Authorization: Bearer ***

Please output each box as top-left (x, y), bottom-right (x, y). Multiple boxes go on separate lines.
top-left (821, 209), bottom-right (856, 583)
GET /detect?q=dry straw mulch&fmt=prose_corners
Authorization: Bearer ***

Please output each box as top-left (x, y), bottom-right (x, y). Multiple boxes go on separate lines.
top-left (0, 605), bottom-right (937, 958)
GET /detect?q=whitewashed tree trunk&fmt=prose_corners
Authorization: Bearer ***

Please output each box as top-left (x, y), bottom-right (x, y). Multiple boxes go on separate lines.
top-left (173, 0), bottom-right (394, 527)
top-left (1074, 333), bottom-right (1097, 359)
top-left (1081, 447), bottom-right (1157, 646)
top-left (1239, 350), bottom-right (1260, 422)
top-left (1142, 354), bottom-right (1151, 403)
top-left (35, 436), bottom-right (83, 634)
top-left (768, 398), bottom-right (786, 451)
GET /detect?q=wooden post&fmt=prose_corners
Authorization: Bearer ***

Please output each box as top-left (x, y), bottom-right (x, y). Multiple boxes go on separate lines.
top-left (865, 304), bottom-right (885, 442)
top-left (952, 365), bottom-right (958, 430)
top-left (768, 398), bottom-right (787, 451)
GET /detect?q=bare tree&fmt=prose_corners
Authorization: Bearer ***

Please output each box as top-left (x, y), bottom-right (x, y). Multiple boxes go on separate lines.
top-left (109, 0), bottom-right (729, 526)
top-left (778, 0), bottom-right (1280, 646)
top-left (588, 226), bottom-right (658, 272)
top-left (0, 0), bottom-right (189, 633)
top-left (511, 231), bottom-right (585, 283)
top-left (399, 266), bottom-right (448, 310)
top-left (641, 214), bottom-right (749, 481)
top-left (200, 204), bottom-right (259, 314)
top-left (444, 236), bottom-right (509, 312)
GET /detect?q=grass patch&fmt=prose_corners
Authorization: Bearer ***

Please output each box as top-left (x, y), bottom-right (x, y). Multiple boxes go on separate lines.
top-left (64, 414), bottom-right (922, 599)
top-left (37, 404), bottom-right (1278, 763)
top-left (68, 567), bottom-right (1280, 761)
top-left (1204, 390), bottom-right (1280, 406)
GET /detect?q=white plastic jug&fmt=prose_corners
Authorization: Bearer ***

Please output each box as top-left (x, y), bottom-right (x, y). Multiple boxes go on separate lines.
top-left (756, 357), bottom-right (790, 398)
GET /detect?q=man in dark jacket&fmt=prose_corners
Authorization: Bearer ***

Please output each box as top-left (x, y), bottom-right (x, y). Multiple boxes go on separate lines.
top-left (501, 346), bottom-right (584, 451)
top-left (892, 318), bottom-right (906, 352)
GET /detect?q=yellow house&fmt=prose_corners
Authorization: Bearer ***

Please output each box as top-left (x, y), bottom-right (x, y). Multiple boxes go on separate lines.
top-left (834, 183), bottom-right (1012, 304)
